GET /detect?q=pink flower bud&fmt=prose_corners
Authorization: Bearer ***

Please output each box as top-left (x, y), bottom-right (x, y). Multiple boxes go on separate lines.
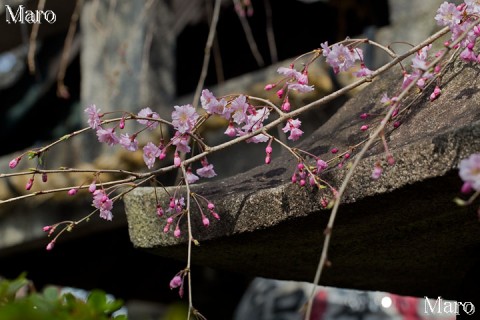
top-left (360, 125), bottom-right (369, 131)
top-left (68, 188), bottom-right (77, 196)
top-left (281, 99), bottom-right (291, 112)
top-left (387, 154), bottom-right (395, 166)
top-left (174, 227), bottom-right (181, 238)
top-left (25, 178), bottom-right (34, 190)
top-left (371, 166), bottom-right (382, 180)
top-left (430, 86), bottom-right (442, 102)
top-left (461, 182), bottom-right (473, 194)
top-left (89, 182), bottom-right (96, 193)
top-left (119, 117), bottom-right (125, 129)
top-left (316, 159), bottom-right (328, 172)
top-left (360, 113), bottom-right (369, 119)
top-left (265, 155), bottom-right (271, 164)
top-left (46, 241), bottom-right (55, 251)
top-left (392, 108), bottom-right (399, 118)
top-left (207, 203), bottom-right (215, 210)
top-left (202, 217), bottom-right (210, 227)
top-left (331, 148), bottom-right (338, 154)
top-left (321, 197), bottom-right (328, 208)
top-left (344, 153), bottom-right (351, 159)
top-left (264, 84), bottom-right (275, 91)
top-left (163, 224), bottom-right (170, 233)
top-left (297, 163), bottom-right (304, 170)
top-left (224, 123), bottom-right (236, 137)
top-left (291, 174), bottom-right (297, 184)
top-left (276, 89), bottom-right (284, 99)
top-left (9, 157), bottom-right (21, 169)
top-left (212, 212), bottom-right (220, 220)
top-left (43, 225), bottom-right (52, 232)
top-left (393, 121), bottom-right (401, 128)
top-left (157, 205), bottom-right (164, 217)
top-left (169, 275), bottom-right (183, 289)
top-left (174, 153), bottom-right (181, 167)
top-left (299, 179), bottom-right (306, 186)
top-left (265, 146), bottom-right (273, 154)
top-left (159, 151), bottom-right (166, 160)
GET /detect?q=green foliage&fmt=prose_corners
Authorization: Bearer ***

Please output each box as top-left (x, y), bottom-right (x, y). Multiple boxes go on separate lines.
top-left (0, 273), bottom-right (126, 320)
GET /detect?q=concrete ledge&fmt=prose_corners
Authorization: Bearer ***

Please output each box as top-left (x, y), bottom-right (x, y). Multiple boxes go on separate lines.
top-left (124, 60), bottom-right (480, 300)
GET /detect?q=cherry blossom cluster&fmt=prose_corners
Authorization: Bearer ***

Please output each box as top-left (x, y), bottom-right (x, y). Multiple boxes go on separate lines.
top-left (436, 0), bottom-right (480, 60)
top-left (6, 2), bottom-right (480, 315)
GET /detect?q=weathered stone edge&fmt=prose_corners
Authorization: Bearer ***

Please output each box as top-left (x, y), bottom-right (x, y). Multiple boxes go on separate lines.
top-left (124, 119), bottom-right (480, 249)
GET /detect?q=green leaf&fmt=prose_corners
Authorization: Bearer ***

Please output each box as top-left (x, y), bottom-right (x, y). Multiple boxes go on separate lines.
top-left (27, 151), bottom-right (37, 160)
top-left (0, 273), bottom-right (29, 301)
top-left (42, 286), bottom-right (60, 302)
top-left (86, 290), bottom-right (107, 312)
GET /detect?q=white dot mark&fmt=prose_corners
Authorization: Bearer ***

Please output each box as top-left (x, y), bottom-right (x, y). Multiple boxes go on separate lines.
top-left (381, 296), bottom-right (392, 308)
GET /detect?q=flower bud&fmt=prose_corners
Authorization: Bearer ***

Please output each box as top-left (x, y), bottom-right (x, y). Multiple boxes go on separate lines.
top-left (9, 157), bottom-right (21, 169)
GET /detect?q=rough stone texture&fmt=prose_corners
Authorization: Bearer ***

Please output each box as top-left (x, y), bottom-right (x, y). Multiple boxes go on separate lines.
top-left (79, 0), bottom-right (175, 162)
top-left (125, 57), bottom-right (480, 300)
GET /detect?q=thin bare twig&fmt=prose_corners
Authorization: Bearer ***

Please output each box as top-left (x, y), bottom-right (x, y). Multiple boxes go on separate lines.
top-left (263, 0), bottom-right (277, 64)
top-left (27, 0), bottom-right (47, 74)
top-left (232, 0), bottom-right (265, 67)
top-left (57, 0), bottom-right (84, 99)
top-left (192, 0), bottom-right (223, 109)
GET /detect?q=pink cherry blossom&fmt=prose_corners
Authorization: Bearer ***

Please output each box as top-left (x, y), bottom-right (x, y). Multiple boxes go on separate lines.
top-left (230, 95), bottom-right (249, 124)
top-left (171, 104), bottom-right (199, 134)
top-left (287, 83), bottom-right (314, 93)
top-left (171, 132), bottom-right (191, 153)
top-left (353, 65), bottom-right (373, 78)
top-left (435, 1), bottom-right (462, 28)
top-left (85, 104), bottom-right (102, 129)
top-left (96, 127), bottom-right (119, 146)
top-left (322, 41), bottom-right (363, 74)
top-left (201, 89), bottom-right (227, 115)
top-left (197, 163), bottom-right (217, 178)
top-left (92, 190), bottom-right (113, 221)
top-left (137, 107), bottom-right (160, 130)
top-left (282, 118), bottom-right (304, 141)
top-left (143, 142), bottom-right (161, 169)
top-left (238, 107), bottom-right (270, 143)
top-left (459, 153), bottom-right (480, 191)
top-left (119, 133), bottom-right (138, 151)
top-left (185, 169), bottom-right (199, 184)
